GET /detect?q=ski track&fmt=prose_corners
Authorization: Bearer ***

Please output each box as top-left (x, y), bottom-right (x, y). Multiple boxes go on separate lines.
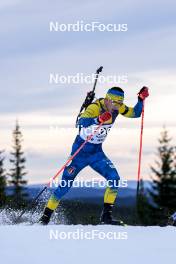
top-left (0, 223), bottom-right (175, 264)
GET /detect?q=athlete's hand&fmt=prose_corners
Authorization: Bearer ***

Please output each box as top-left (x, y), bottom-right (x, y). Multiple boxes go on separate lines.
top-left (98, 112), bottom-right (112, 123)
top-left (138, 87), bottom-right (149, 101)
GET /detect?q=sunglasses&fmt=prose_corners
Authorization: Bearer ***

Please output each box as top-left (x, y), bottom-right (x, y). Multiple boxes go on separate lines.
top-left (106, 95), bottom-right (124, 106)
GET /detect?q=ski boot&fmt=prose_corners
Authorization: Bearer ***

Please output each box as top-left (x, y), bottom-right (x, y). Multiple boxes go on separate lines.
top-left (38, 207), bottom-right (53, 225)
top-left (100, 203), bottom-right (125, 226)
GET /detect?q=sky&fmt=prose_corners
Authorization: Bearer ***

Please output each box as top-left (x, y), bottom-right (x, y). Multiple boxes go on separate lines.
top-left (0, 0), bottom-right (176, 184)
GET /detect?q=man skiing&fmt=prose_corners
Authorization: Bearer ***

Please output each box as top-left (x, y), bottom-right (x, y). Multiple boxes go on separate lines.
top-left (39, 86), bottom-right (149, 225)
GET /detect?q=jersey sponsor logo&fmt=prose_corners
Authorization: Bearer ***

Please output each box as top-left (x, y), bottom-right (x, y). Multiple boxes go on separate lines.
top-left (67, 166), bottom-right (76, 175)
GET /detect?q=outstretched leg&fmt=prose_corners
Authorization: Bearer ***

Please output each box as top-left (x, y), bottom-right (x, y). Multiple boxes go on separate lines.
top-left (89, 151), bottom-right (123, 225)
top-left (39, 157), bottom-right (87, 225)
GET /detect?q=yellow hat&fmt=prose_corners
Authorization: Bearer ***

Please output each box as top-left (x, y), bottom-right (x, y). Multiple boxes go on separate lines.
top-left (106, 87), bottom-right (124, 103)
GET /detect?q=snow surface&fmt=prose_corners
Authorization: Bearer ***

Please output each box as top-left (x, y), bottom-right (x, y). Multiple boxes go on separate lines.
top-left (0, 225), bottom-right (175, 264)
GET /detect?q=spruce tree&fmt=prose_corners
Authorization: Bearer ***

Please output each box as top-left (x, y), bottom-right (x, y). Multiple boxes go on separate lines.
top-left (0, 150), bottom-right (7, 207)
top-left (9, 121), bottom-right (28, 205)
top-left (149, 127), bottom-right (176, 223)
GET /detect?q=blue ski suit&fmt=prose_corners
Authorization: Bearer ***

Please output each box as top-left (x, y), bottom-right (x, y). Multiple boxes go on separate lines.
top-left (51, 97), bottom-right (143, 206)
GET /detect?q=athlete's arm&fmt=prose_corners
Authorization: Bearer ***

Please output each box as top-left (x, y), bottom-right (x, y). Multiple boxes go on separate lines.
top-left (78, 103), bottom-right (100, 127)
top-left (119, 87), bottom-right (149, 118)
top-left (119, 100), bottom-right (143, 118)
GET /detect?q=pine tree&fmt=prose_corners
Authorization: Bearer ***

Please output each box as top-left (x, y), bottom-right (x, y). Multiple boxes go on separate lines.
top-left (0, 150), bottom-right (7, 207)
top-left (149, 127), bottom-right (176, 223)
top-left (9, 121), bottom-right (28, 205)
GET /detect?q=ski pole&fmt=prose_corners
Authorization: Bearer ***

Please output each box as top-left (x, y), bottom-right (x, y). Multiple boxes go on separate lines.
top-left (136, 101), bottom-right (145, 197)
top-left (15, 122), bottom-right (103, 223)
top-left (92, 66), bottom-right (103, 92)
top-left (48, 122), bottom-right (103, 185)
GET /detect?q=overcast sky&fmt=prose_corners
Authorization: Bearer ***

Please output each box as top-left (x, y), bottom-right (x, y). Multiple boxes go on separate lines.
top-left (0, 0), bottom-right (176, 184)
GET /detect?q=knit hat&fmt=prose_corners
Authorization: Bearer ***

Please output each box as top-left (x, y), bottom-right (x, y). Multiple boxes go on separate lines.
top-left (106, 87), bottom-right (124, 102)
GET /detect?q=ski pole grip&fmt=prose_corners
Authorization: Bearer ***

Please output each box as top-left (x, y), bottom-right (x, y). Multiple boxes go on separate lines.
top-left (96, 66), bottom-right (103, 74)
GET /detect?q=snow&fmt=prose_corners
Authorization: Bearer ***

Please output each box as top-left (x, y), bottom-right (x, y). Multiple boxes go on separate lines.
top-left (0, 225), bottom-right (175, 264)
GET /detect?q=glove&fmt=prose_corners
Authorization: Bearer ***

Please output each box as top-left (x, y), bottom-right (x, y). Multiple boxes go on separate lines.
top-left (138, 87), bottom-right (149, 101)
top-left (98, 112), bottom-right (112, 123)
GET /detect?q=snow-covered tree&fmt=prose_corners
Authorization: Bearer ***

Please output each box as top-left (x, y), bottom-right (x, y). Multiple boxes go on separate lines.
top-left (9, 121), bottom-right (28, 204)
top-left (150, 127), bottom-right (176, 221)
